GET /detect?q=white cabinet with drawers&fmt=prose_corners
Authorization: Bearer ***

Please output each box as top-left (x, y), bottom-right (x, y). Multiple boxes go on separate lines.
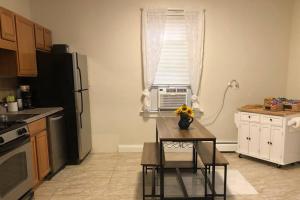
top-left (235, 112), bottom-right (300, 166)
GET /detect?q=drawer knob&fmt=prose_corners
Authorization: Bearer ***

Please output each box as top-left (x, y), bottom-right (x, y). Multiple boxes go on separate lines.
top-left (270, 119), bottom-right (273, 122)
top-left (248, 116), bottom-right (251, 119)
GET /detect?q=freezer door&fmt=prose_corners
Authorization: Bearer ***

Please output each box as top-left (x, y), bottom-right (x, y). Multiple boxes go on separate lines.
top-left (74, 90), bottom-right (92, 160)
top-left (72, 53), bottom-right (89, 91)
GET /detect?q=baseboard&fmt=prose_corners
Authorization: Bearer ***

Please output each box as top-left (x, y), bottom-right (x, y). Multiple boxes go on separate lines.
top-left (118, 142), bottom-right (237, 153)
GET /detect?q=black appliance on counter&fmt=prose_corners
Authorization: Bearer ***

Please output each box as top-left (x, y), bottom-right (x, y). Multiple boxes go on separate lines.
top-left (18, 49), bottom-right (92, 164)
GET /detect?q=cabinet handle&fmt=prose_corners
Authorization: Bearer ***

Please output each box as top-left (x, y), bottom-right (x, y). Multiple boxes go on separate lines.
top-left (249, 137), bottom-right (251, 141)
top-left (270, 142), bottom-right (272, 145)
top-left (270, 118), bottom-right (273, 122)
top-left (267, 141), bottom-right (270, 145)
top-left (248, 116), bottom-right (251, 119)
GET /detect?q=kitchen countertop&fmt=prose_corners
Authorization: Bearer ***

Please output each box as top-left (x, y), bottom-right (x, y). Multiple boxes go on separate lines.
top-left (238, 107), bottom-right (300, 117)
top-left (0, 107), bottom-right (63, 123)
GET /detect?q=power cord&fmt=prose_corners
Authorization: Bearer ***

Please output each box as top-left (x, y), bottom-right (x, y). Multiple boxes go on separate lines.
top-left (202, 80), bottom-right (239, 126)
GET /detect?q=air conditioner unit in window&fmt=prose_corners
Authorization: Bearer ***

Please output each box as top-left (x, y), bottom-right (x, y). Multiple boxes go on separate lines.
top-left (158, 87), bottom-right (191, 110)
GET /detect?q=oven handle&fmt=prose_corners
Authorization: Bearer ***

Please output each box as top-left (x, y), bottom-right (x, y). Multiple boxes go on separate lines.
top-left (0, 135), bottom-right (30, 156)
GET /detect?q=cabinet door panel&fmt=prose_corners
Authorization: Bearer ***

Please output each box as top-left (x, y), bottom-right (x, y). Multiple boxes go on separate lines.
top-left (44, 28), bottom-right (52, 51)
top-left (36, 130), bottom-right (50, 180)
top-left (260, 124), bottom-right (271, 160)
top-left (34, 24), bottom-right (44, 49)
top-left (270, 127), bottom-right (284, 163)
top-left (238, 122), bottom-right (249, 154)
top-left (15, 16), bottom-right (37, 76)
top-left (30, 137), bottom-right (39, 186)
top-left (249, 123), bottom-right (260, 157)
top-left (0, 8), bottom-right (16, 41)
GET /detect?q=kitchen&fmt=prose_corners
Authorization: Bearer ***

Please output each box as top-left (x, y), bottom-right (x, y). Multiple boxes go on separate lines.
top-left (0, 5), bottom-right (92, 199)
top-left (1, 0), bottom-right (300, 200)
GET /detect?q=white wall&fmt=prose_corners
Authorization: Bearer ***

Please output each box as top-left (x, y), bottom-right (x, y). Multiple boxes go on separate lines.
top-left (29, 0), bottom-right (293, 152)
top-left (286, 0), bottom-right (300, 99)
top-left (0, 0), bottom-right (32, 18)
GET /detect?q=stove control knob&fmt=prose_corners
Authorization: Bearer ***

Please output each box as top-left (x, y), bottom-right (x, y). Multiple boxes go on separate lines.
top-left (0, 137), bottom-right (4, 144)
top-left (17, 128), bottom-right (27, 136)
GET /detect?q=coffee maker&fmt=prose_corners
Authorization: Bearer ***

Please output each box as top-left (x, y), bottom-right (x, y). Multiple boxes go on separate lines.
top-left (20, 85), bottom-right (32, 109)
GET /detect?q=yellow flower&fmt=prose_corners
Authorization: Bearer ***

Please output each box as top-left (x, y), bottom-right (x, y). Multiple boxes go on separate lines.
top-left (175, 104), bottom-right (194, 118)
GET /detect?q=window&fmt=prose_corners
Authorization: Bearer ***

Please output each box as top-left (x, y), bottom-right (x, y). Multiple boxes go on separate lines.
top-left (153, 14), bottom-right (190, 86)
top-left (141, 9), bottom-right (204, 111)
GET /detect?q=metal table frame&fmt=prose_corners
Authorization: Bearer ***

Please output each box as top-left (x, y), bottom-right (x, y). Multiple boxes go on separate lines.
top-left (156, 125), bottom-right (217, 200)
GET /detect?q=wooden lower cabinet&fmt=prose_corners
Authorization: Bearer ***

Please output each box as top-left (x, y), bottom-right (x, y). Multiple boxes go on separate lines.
top-left (29, 118), bottom-right (50, 187)
top-left (36, 130), bottom-right (50, 179)
top-left (30, 137), bottom-right (39, 186)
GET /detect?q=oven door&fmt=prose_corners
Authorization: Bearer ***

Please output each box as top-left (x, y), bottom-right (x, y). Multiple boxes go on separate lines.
top-left (0, 136), bottom-right (33, 200)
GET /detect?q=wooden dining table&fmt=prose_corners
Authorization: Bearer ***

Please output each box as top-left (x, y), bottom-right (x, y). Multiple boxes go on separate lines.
top-left (156, 117), bottom-right (217, 200)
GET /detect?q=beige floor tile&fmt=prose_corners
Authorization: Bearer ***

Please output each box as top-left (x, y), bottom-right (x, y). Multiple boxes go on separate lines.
top-left (34, 152), bottom-right (300, 200)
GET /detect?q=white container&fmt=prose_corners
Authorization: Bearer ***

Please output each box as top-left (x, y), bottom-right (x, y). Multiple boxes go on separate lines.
top-left (7, 102), bottom-right (18, 112)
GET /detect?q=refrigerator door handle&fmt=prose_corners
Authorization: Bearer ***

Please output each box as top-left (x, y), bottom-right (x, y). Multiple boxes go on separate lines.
top-left (79, 91), bottom-right (83, 129)
top-left (76, 53), bottom-right (83, 91)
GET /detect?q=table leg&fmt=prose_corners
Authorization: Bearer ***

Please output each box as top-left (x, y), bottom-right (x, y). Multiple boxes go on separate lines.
top-left (160, 141), bottom-right (164, 200)
top-left (193, 142), bottom-right (197, 173)
top-left (142, 166), bottom-right (145, 200)
top-left (156, 125), bottom-right (158, 143)
top-left (224, 165), bottom-right (227, 200)
top-left (212, 140), bottom-right (216, 200)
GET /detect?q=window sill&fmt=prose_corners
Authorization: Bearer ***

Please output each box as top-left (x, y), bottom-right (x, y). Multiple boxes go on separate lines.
top-left (140, 109), bottom-right (203, 118)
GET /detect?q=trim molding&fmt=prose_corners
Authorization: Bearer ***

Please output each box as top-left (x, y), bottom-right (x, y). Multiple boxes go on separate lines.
top-left (118, 142), bottom-right (237, 153)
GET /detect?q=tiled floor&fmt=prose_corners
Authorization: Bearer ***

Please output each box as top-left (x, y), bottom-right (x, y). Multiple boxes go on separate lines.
top-left (34, 152), bottom-right (300, 200)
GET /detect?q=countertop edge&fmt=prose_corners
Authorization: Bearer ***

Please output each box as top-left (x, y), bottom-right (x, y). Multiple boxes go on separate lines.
top-left (24, 108), bottom-right (64, 123)
top-left (238, 108), bottom-right (300, 117)
top-left (0, 107), bottom-right (64, 124)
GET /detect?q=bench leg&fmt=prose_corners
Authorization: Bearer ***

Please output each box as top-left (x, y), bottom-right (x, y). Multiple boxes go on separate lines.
top-left (193, 143), bottom-right (197, 173)
top-left (152, 167), bottom-right (156, 196)
top-left (205, 165), bottom-right (208, 196)
top-left (224, 165), bottom-right (227, 200)
top-left (142, 166), bottom-right (145, 200)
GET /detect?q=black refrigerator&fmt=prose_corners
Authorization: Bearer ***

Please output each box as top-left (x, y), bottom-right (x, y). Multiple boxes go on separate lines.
top-left (19, 51), bottom-right (92, 164)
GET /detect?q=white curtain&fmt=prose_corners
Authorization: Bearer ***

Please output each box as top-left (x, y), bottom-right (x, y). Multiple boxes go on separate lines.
top-left (141, 9), bottom-right (167, 110)
top-left (185, 10), bottom-right (205, 109)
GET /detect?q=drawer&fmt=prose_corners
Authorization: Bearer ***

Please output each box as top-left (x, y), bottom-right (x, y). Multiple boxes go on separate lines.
top-left (261, 115), bottom-right (283, 127)
top-left (28, 118), bottom-right (46, 135)
top-left (240, 113), bottom-right (260, 122)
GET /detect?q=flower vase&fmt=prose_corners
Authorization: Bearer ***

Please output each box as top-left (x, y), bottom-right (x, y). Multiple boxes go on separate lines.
top-left (178, 113), bottom-right (194, 130)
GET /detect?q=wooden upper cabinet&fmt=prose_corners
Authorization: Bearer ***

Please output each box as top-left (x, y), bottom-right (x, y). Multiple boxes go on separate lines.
top-left (15, 15), bottom-right (37, 77)
top-left (34, 24), bottom-right (52, 51)
top-left (0, 7), bottom-right (16, 41)
top-left (34, 24), bottom-right (44, 50)
top-left (44, 28), bottom-right (52, 51)
top-left (0, 7), bottom-right (17, 50)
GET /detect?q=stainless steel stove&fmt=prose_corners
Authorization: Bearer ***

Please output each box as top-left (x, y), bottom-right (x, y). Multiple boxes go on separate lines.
top-left (0, 114), bottom-right (37, 200)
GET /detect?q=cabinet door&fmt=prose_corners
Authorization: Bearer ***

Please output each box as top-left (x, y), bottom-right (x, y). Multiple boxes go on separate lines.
top-left (0, 8), bottom-right (16, 41)
top-left (44, 28), bottom-right (52, 51)
top-left (34, 24), bottom-right (44, 49)
top-left (238, 122), bottom-right (249, 154)
top-left (260, 124), bottom-right (271, 160)
top-left (30, 137), bottom-right (39, 186)
top-left (249, 123), bottom-right (260, 157)
top-left (270, 127), bottom-right (284, 163)
top-left (15, 16), bottom-right (37, 76)
top-left (36, 130), bottom-right (50, 180)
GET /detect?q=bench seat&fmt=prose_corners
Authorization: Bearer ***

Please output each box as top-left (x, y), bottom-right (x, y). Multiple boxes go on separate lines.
top-left (196, 142), bottom-right (229, 166)
top-left (141, 142), bottom-right (164, 166)
top-left (196, 141), bottom-right (229, 200)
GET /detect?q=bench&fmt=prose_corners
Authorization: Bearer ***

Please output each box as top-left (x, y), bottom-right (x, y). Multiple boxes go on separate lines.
top-left (141, 142), bottom-right (164, 200)
top-left (196, 142), bottom-right (229, 200)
